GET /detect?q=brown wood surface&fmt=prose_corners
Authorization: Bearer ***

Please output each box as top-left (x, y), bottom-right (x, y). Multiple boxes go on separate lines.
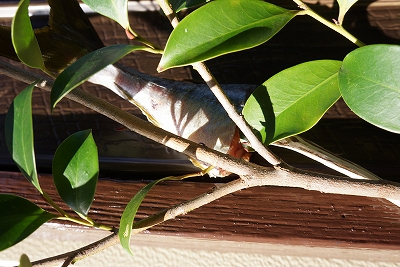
top-left (2, 171), bottom-right (400, 250)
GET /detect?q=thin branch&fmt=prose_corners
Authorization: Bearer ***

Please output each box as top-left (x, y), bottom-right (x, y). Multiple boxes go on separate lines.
top-left (294, 0), bottom-right (365, 47)
top-left (192, 62), bottom-right (283, 166)
top-left (156, 0), bottom-right (283, 166)
top-left (273, 136), bottom-right (381, 181)
top-left (30, 229), bottom-right (119, 267)
top-left (156, 0), bottom-right (179, 27)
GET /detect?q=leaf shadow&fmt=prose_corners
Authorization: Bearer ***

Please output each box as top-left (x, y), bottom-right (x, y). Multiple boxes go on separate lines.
top-left (251, 84), bottom-right (276, 145)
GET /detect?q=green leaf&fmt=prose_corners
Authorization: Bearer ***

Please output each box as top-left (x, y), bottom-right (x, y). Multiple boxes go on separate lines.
top-left (169, 0), bottom-right (209, 12)
top-left (5, 83), bottom-right (41, 193)
top-left (51, 44), bottom-right (147, 109)
top-left (19, 254), bottom-right (32, 267)
top-left (0, 194), bottom-right (56, 251)
top-left (339, 44), bottom-right (400, 133)
top-left (337, 0), bottom-right (358, 25)
top-left (11, 0), bottom-right (45, 70)
top-left (52, 130), bottom-right (98, 216)
top-left (82, 0), bottom-right (129, 29)
top-left (158, 0), bottom-right (298, 71)
top-left (243, 60), bottom-right (342, 144)
top-left (119, 177), bottom-right (173, 255)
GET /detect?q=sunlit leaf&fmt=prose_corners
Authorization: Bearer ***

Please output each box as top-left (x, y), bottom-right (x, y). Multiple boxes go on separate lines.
top-left (158, 0), bottom-right (298, 71)
top-left (119, 177), bottom-right (174, 255)
top-left (82, 0), bottom-right (129, 29)
top-left (5, 83), bottom-right (41, 193)
top-left (169, 0), bottom-right (209, 12)
top-left (19, 254), bottom-right (32, 267)
top-left (11, 0), bottom-right (45, 70)
top-left (243, 60), bottom-right (342, 144)
top-left (337, 0), bottom-right (358, 25)
top-left (339, 44), bottom-right (400, 133)
top-left (0, 194), bottom-right (56, 251)
top-left (51, 44), bottom-right (147, 109)
top-left (52, 130), bottom-right (98, 216)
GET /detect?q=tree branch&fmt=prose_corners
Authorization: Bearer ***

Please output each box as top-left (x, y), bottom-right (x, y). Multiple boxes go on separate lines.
top-left (2, 59), bottom-right (400, 202)
top-left (3, 58), bottom-right (400, 267)
top-left (0, 59), bottom-right (260, 176)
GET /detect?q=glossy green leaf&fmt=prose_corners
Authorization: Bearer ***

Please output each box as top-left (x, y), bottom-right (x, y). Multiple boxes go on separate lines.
top-left (52, 130), bottom-right (98, 216)
top-left (0, 194), bottom-right (56, 251)
top-left (82, 0), bottom-right (129, 29)
top-left (243, 60), bottom-right (342, 144)
top-left (120, 177), bottom-right (173, 255)
top-left (11, 0), bottom-right (45, 70)
top-left (158, 0), bottom-right (298, 71)
top-left (339, 44), bottom-right (400, 133)
top-left (19, 254), bottom-right (32, 267)
top-left (5, 83), bottom-right (41, 193)
top-left (51, 44), bottom-right (146, 109)
top-left (337, 0), bottom-right (358, 25)
top-left (169, 0), bottom-right (209, 12)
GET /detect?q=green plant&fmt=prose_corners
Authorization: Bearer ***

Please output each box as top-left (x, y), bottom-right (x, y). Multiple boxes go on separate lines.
top-left (0, 0), bottom-right (399, 265)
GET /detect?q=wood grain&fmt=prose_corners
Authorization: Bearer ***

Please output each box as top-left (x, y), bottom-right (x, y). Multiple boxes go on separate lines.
top-left (2, 171), bottom-right (400, 250)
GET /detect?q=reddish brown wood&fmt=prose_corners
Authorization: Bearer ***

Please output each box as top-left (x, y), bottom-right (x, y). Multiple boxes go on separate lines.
top-left (2, 171), bottom-right (400, 250)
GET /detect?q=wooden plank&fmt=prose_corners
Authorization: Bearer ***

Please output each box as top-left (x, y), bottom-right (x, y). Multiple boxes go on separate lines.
top-left (2, 171), bottom-right (400, 250)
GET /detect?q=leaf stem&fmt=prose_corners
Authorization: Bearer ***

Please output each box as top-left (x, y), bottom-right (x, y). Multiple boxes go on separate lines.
top-left (41, 191), bottom-right (69, 217)
top-left (56, 215), bottom-right (113, 230)
top-left (42, 189), bottom-right (113, 230)
top-left (56, 216), bottom-right (94, 227)
top-left (127, 26), bottom-right (164, 51)
top-left (294, 0), bottom-right (365, 47)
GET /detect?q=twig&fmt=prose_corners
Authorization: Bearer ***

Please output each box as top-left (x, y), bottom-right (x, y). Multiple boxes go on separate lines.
top-left (192, 62), bottom-right (283, 166)
top-left (273, 136), bottom-right (381, 180)
top-left (293, 0), bottom-right (365, 47)
top-left (30, 229), bottom-right (119, 267)
top-left (156, 0), bottom-right (179, 28)
top-left (156, 0), bottom-right (283, 166)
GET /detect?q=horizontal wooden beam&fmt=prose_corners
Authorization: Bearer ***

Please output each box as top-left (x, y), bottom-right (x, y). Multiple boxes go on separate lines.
top-left (2, 171), bottom-right (400, 250)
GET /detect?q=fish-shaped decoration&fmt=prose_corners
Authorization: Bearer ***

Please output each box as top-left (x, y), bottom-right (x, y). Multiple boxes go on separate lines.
top-left (0, 0), bottom-right (253, 177)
